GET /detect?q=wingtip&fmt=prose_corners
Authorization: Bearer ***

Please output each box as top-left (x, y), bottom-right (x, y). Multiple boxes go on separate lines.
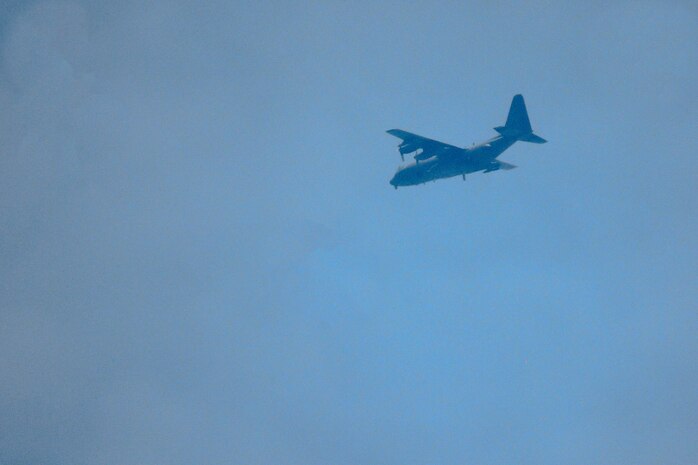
top-left (386, 129), bottom-right (406, 138)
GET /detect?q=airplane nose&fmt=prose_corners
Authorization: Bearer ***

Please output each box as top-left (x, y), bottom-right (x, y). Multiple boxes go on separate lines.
top-left (390, 168), bottom-right (403, 188)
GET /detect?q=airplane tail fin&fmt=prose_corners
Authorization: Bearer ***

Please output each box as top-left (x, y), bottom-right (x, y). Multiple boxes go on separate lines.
top-left (494, 94), bottom-right (547, 143)
top-left (505, 94), bottom-right (532, 133)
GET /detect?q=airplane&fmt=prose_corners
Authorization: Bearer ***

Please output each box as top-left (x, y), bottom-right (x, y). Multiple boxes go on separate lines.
top-left (387, 94), bottom-right (546, 188)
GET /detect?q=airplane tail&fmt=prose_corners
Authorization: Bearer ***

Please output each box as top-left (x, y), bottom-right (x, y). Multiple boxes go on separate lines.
top-left (494, 94), bottom-right (547, 143)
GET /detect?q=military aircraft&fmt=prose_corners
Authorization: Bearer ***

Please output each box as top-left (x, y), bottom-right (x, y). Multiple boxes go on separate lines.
top-left (387, 94), bottom-right (546, 188)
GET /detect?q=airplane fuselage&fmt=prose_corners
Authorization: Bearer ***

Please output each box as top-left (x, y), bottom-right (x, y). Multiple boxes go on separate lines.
top-left (389, 135), bottom-right (516, 187)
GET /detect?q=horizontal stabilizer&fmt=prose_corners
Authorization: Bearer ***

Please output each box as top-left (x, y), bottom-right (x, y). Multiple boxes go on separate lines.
top-left (519, 133), bottom-right (547, 144)
top-left (484, 160), bottom-right (517, 173)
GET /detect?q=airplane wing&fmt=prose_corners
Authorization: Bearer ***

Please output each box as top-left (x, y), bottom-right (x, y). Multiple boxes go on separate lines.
top-left (386, 129), bottom-right (465, 160)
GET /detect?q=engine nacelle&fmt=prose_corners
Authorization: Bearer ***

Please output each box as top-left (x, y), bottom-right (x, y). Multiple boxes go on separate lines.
top-left (414, 150), bottom-right (435, 161)
top-left (399, 143), bottom-right (420, 155)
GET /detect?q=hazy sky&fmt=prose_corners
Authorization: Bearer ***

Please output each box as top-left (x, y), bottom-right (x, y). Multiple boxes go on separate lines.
top-left (1, 1), bottom-right (697, 464)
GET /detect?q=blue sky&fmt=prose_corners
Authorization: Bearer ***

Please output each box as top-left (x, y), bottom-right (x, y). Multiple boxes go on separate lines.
top-left (1, 1), bottom-right (697, 464)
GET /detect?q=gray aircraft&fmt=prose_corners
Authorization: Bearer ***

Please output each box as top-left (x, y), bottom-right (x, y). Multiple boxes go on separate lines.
top-left (387, 94), bottom-right (546, 188)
